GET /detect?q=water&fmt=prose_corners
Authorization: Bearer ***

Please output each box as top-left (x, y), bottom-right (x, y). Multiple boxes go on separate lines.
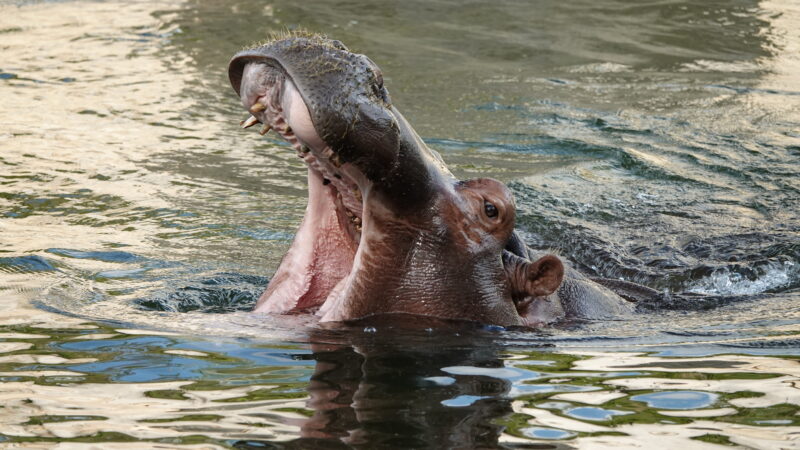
top-left (1, 0), bottom-right (799, 447)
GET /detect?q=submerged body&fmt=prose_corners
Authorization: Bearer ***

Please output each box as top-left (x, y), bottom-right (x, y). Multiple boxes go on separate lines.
top-left (228, 35), bottom-right (634, 326)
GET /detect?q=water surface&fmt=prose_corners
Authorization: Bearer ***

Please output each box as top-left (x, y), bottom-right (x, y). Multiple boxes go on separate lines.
top-left (1, 0), bottom-right (799, 447)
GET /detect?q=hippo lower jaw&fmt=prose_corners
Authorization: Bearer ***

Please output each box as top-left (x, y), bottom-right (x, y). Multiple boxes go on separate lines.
top-left (239, 65), bottom-right (373, 321)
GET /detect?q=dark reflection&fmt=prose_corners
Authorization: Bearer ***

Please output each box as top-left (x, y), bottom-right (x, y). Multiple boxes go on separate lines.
top-left (237, 329), bottom-right (516, 449)
top-left (303, 345), bottom-right (508, 447)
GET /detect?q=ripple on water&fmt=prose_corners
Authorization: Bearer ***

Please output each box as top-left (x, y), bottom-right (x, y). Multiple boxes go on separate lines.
top-left (0, 256), bottom-right (57, 274)
top-left (441, 395), bottom-right (489, 407)
top-left (631, 391), bottom-right (718, 410)
top-left (521, 427), bottom-right (576, 440)
top-left (566, 406), bottom-right (631, 421)
top-left (538, 401), bottom-right (632, 421)
top-left (46, 248), bottom-right (140, 263)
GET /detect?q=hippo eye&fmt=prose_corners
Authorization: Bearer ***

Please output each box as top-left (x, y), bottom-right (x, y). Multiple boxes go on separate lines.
top-left (484, 201), bottom-right (498, 219)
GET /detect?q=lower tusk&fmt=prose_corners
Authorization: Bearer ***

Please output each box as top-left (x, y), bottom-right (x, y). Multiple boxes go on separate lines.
top-left (240, 115), bottom-right (259, 129)
top-left (259, 124), bottom-right (272, 135)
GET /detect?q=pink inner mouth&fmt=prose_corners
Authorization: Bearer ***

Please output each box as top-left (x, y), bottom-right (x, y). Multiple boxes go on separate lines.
top-left (240, 64), bottom-right (369, 316)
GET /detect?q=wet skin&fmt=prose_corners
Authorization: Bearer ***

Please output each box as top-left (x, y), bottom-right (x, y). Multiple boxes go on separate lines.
top-left (228, 35), bottom-right (634, 327)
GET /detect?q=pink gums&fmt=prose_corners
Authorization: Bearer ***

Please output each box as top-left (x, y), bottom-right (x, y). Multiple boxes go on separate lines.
top-left (250, 76), bottom-right (365, 314)
top-left (254, 168), bottom-right (357, 312)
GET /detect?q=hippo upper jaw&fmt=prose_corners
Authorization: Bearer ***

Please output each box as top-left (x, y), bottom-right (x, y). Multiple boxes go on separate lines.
top-left (229, 36), bottom-right (454, 214)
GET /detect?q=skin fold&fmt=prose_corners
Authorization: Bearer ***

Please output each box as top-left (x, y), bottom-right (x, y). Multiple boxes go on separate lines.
top-left (228, 34), bottom-right (635, 327)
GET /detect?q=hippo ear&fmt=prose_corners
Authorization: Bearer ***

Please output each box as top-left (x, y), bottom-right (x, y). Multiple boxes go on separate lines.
top-left (523, 255), bottom-right (565, 297)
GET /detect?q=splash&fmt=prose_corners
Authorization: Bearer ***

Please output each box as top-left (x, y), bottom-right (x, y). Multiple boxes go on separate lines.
top-left (687, 260), bottom-right (798, 296)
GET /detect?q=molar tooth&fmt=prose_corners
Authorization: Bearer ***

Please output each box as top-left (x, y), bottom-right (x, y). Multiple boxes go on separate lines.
top-left (240, 115), bottom-right (259, 129)
top-left (259, 124), bottom-right (272, 135)
top-left (250, 103), bottom-right (266, 113)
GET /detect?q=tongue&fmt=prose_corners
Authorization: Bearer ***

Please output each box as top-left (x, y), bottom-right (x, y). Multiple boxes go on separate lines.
top-left (253, 169), bottom-right (357, 313)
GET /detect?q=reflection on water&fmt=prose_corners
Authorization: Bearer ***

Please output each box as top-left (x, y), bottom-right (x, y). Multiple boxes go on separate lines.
top-left (1, 0), bottom-right (799, 447)
top-left (1, 325), bottom-right (799, 448)
top-left (630, 391), bottom-right (718, 410)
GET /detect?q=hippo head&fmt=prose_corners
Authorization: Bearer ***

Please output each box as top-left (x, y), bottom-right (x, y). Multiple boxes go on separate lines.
top-left (229, 34), bottom-right (564, 326)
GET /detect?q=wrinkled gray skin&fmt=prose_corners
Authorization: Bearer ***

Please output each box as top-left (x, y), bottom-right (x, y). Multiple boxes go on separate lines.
top-left (229, 36), bottom-right (636, 326)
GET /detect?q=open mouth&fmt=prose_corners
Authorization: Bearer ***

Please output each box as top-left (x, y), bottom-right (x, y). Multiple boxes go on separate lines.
top-left (237, 62), bottom-right (369, 315)
top-left (229, 38), bottom-right (569, 327)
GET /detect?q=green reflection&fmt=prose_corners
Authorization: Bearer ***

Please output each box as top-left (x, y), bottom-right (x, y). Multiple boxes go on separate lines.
top-left (692, 434), bottom-right (736, 446)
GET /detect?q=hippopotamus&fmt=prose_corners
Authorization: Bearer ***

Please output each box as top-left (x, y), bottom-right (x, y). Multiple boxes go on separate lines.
top-left (228, 34), bottom-right (636, 327)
